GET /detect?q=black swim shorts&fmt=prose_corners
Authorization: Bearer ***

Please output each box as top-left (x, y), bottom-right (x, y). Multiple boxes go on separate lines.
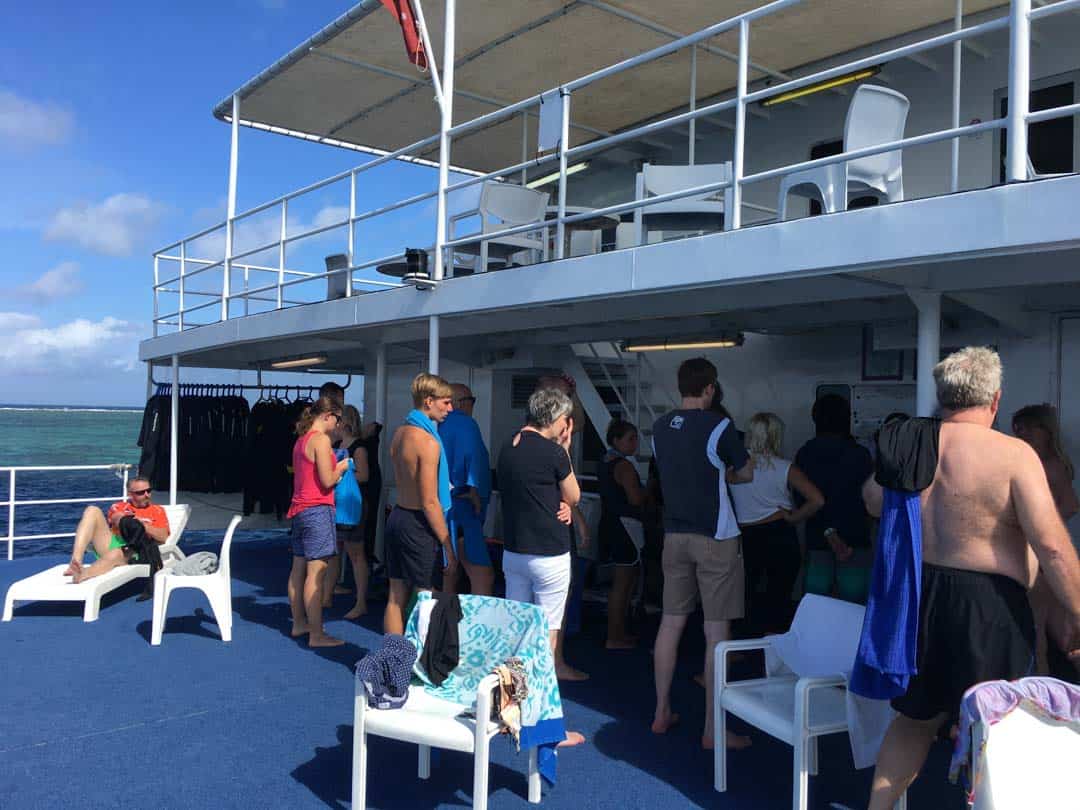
top-left (892, 562), bottom-right (1035, 726)
top-left (384, 506), bottom-right (441, 590)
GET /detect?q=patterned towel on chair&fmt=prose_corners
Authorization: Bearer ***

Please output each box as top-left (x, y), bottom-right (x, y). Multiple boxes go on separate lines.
top-left (406, 592), bottom-right (566, 784)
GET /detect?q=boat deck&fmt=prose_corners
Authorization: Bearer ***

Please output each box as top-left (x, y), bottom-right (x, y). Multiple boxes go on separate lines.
top-left (1, 532), bottom-right (961, 809)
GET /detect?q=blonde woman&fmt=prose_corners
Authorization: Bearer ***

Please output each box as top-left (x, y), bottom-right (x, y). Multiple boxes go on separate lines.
top-left (730, 412), bottom-right (824, 634)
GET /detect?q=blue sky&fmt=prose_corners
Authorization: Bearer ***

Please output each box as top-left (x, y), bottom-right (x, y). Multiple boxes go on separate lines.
top-left (1, 1), bottom-right (444, 406)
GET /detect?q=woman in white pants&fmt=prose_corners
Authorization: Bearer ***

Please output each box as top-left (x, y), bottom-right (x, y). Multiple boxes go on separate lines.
top-left (496, 387), bottom-right (586, 746)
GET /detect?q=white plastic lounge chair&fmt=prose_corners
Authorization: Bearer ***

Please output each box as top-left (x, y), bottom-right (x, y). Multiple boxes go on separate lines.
top-left (778, 85), bottom-right (909, 220)
top-left (2, 503), bottom-right (192, 622)
top-left (151, 514), bottom-right (240, 645)
top-left (632, 162), bottom-right (733, 245)
top-left (714, 594), bottom-right (906, 810)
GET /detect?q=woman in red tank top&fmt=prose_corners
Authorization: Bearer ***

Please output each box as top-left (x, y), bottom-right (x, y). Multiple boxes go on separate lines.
top-left (287, 395), bottom-right (350, 648)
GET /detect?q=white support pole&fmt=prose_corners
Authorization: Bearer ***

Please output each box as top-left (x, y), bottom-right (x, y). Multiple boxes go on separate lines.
top-left (347, 170), bottom-right (356, 297)
top-left (521, 112), bottom-right (529, 185)
top-left (178, 241), bottom-right (187, 330)
top-left (908, 290), bottom-right (942, 417)
top-left (1006, 0), bottom-right (1031, 183)
top-left (689, 45), bottom-right (697, 166)
top-left (169, 354), bottom-right (179, 506)
top-left (152, 254), bottom-right (160, 337)
top-left (277, 199), bottom-right (287, 309)
top-left (6, 468), bottom-right (14, 560)
top-left (223, 93), bottom-right (240, 321)
top-left (729, 19), bottom-right (749, 231)
top-left (555, 88), bottom-right (570, 259)
top-left (428, 0), bottom-right (456, 377)
top-left (145, 362), bottom-right (153, 403)
top-left (951, 0), bottom-right (963, 192)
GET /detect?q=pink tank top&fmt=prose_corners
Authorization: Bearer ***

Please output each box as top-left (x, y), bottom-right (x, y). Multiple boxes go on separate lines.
top-left (287, 432), bottom-right (335, 519)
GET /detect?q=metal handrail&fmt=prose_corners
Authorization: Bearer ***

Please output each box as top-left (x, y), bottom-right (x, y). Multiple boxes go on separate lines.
top-left (151, 0), bottom-right (1080, 334)
top-left (2, 464), bottom-right (131, 560)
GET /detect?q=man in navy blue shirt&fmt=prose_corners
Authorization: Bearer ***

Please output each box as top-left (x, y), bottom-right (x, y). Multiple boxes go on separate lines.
top-left (650, 358), bottom-right (754, 750)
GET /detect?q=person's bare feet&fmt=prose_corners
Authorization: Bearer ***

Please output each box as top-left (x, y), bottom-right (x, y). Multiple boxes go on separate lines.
top-left (701, 731), bottom-right (752, 750)
top-left (290, 624), bottom-right (311, 638)
top-left (557, 731), bottom-right (586, 748)
top-left (556, 665), bottom-right (590, 682)
top-left (650, 710), bottom-right (680, 734)
top-left (343, 603), bottom-right (367, 620)
top-left (309, 633), bottom-right (345, 648)
top-left (63, 559), bottom-right (82, 578)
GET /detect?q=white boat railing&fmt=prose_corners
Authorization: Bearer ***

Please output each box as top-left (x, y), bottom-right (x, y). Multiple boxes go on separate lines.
top-left (1, 464), bottom-right (132, 561)
top-left (151, 0), bottom-right (1080, 336)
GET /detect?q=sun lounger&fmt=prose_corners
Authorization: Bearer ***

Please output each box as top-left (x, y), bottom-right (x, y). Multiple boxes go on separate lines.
top-left (2, 503), bottom-right (192, 622)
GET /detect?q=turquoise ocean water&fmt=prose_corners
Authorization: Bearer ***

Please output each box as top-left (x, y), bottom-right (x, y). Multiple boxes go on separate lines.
top-left (0, 405), bottom-right (144, 556)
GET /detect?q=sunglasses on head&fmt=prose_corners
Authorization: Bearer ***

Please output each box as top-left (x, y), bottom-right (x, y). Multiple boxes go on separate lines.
top-left (130, 488), bottom-right (152, 496)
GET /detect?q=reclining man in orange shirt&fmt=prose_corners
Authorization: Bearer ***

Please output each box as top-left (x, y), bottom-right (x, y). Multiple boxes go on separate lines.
top-left (63, 476), bottom-right (171, 583)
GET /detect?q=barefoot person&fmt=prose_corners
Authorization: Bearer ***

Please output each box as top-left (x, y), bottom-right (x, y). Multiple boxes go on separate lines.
top-left (597, 419), bottom-right (651, 649)
top-left (64, 477), bottom-right (170, 583)
top-left (497, 386), bottom-right (586, 746)
top-left (650, 358), bottom-right (754, 751)
top-left (438, 383), bottom-right (494, 596)
top-left (322, 404), bottom-right (371, 618)
top-left (382, 373), bottom-right (458, 636)
top-left (286, 396), bottom-right (350, 648)
top-left (864, 348), bottom-right (1080, 809)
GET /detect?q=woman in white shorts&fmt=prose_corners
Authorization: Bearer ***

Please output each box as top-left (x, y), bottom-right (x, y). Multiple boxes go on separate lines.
top-left (496, 387), bottom-right (586, 685)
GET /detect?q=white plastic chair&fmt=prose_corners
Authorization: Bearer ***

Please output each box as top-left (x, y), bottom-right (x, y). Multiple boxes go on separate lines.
top-left (150, 514), bottom-right (240, 645)
top-left (352, 595), bottom-right (543, 810)
top-left (159, 503), bottom-right (191, 565)
top-left (568, 229), bottom-right (602, 257)
top-left (714, 594), bottom-right (906, 810)
top-left (968, 691), bottom-right (1080, 809)
top-left (778, 85), bottom-right (910, 221)
top-left (450, 181), bottom-right (549, 272)
top-left (632, 162), bottom-right (733, 245)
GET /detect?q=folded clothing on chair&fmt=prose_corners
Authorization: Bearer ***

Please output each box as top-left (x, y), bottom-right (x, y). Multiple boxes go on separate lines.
top-left (170, 552), bottom-right (218, 576)
top-left (355, 634), bottom-right (418, 710)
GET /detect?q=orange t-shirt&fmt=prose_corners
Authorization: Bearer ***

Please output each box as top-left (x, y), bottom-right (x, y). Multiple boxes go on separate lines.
top-left (107, 501), bottom-right (170, 536)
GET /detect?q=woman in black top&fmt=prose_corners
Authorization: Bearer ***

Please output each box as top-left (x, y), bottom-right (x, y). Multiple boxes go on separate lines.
top-left (497, 388), bottom-right (589, 695)
top-left (597, 419), bottom-right (650, 649)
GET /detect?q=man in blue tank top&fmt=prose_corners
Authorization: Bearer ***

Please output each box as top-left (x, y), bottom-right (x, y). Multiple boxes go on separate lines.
top-left (650, 357), bottom-right (754, 751)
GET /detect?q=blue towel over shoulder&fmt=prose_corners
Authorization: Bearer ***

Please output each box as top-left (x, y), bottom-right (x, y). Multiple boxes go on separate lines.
top-left (405, 408), bottom-right (452, 514)
top-left (850, 417), bottom-right (939, 700)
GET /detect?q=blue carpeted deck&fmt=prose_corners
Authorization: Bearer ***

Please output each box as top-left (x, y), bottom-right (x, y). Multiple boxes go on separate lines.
top-left (0, 532), bottom-right (962, 809)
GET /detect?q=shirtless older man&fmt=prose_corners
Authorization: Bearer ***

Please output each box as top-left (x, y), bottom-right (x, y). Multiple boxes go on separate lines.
top-left (382, 373), bottom-right (458, 635)
top-left (863, 347), bottom-right (1080, 810)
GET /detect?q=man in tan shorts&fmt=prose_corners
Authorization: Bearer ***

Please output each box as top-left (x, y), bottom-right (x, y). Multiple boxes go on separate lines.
top-left (650, 357), bottom-right (754, 750)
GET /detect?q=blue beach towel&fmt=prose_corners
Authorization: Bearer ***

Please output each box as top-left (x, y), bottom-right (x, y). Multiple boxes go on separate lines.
top-left (850, 488), bottom-right (922, 699)
top-left (405, 409), bottom-right (452, 514)
top-left (406, 592), bottom-right (567, 784)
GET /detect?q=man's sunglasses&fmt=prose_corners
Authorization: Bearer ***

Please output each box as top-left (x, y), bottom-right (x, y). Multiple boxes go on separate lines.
top-left (130, 488), bottom-right (152, 496)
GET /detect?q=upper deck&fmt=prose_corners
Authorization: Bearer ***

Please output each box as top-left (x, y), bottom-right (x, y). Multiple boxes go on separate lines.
top-left (140, 0), bottom-right (1080, 372)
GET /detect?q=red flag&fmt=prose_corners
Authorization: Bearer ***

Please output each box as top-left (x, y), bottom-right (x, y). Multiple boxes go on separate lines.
top-left (379, 0), bottom-right (428, 70)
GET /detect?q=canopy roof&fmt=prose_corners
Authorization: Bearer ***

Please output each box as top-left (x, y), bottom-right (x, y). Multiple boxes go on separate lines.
top-left (214, 0), bottom-right (1005, 172)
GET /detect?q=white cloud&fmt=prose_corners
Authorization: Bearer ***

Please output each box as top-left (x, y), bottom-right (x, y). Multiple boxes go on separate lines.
top-left (45, 193), bottom-right (165, 256)
top-left (0, 314), bottom-right (138, 372)
top-left (17, 261), bottom-right (83, 302)
top-left (0, 89), bottom-right (73, 147)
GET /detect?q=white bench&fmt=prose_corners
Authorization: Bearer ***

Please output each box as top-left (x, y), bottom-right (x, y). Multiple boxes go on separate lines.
top-left (3, 504), bottom-right (191, 622)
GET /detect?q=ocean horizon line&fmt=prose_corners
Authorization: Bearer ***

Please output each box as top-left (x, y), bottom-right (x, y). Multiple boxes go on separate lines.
top-left (0, 404), bottom-right (143, 413)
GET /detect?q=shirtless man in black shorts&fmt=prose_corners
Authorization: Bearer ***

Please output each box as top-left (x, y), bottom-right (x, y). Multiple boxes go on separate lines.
top-left (382, 373), bottom-right (458, 635)
top-left (863, 347), bottom-right (1080, 809)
